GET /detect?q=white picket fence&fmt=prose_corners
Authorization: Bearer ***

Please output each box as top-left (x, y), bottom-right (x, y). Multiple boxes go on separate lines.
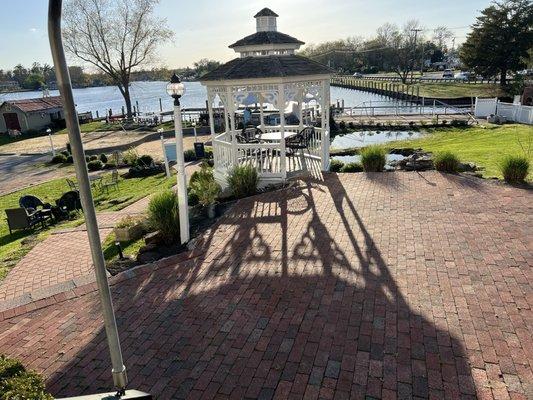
top-left (474, 98), bottom-right (533, 125)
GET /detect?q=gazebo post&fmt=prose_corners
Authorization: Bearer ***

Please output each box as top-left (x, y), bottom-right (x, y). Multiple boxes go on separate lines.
top-left (207, 89), bottom-right (215, 143)
top-left (298, 90), bottom-right (304, 130)
top-left (278, 83), bottom-right (287, 179)
top-left (321, 79), bottom-right (330, 171)
top-left (259, 97), bottom-right (265, 131)
top-left (227, 86), bottom-right (237, 165)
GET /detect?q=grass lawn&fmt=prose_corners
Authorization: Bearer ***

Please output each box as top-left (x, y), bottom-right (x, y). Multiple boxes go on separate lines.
top-left (0, 172), bottom-right (174, 281)
top-left (385, 124), bottom-right (533, 179)
top-left (413, 83), bottom-right (507, 99)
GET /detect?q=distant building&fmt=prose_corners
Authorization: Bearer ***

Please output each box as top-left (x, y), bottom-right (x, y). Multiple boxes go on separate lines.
top-left (0, 96), bottom-right (65, 133)
top-left (0, 80), bottom-right (21, 92)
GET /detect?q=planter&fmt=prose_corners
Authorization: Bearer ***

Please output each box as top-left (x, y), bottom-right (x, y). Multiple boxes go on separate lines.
top-left (114, 224), bottom-right (144, 242)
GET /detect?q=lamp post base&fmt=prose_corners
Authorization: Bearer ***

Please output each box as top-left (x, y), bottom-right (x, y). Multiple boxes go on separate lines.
top-left (58, 390), bottom-right (151, 400)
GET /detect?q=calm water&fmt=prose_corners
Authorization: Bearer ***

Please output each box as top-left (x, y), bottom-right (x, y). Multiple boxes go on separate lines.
top-left (332, 154), bottom-right (406, 169)
top-left (331, 130), bottom-right (423, 149)
top-left (2, 81), bottom-right (413, 116)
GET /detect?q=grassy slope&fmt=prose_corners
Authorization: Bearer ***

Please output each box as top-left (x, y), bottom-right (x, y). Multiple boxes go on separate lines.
top-left (414, 83), bottom-right (507, 99)
top-left (0, 172), bottom-right (174, 280)
top-left (385, 124), bottom-right (533, 179)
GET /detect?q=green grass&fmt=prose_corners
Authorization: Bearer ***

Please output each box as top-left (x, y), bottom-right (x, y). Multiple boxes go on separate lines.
top-left (102, 232), bottom-right (145, 262)
top-left (413, 83), bottom-right (507, 99)
top-left (0, 172), bottom-right (174, 280)
top-left (384, 124), bottom-right (533, 179)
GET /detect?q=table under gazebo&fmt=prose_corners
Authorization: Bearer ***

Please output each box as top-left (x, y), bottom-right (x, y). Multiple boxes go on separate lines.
top-left (200, 8), bottom-right (332, 188)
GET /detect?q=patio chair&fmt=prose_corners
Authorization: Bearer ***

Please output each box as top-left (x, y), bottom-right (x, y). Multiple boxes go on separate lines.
top-left (5, 208), bottom-right (44, 234)
top-left (66, 178), bottom-right (78, 191)
top-left (285, 126), bottom-right (314, 156)
top-left (56, 191), bottom-right (83, 214)
top-left (19, 195), bottom-right (53, 224)
top-left (100, 170), bottom-right (119, 193)
top-left (238, 125), bottom-right (262, 144)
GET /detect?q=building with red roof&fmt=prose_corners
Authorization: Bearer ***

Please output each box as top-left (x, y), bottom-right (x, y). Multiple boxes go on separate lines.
top-left (0, 96), bottom-right (65, 134)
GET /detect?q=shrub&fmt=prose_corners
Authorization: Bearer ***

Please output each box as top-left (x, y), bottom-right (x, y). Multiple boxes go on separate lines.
top-left (433, 151), bottom-right (460, 173)
top-left (184, 149), bottom-right (197, 162)
top-left (51, 154), bottom-right (67, 164)
top-left (89, 155), bottom-right (98, 161)
top-left (137, 154), bottom-right (153, 166)
top-left (99, 153), bottom-right (108, 163)
top-left (0, 355), bottom-right (52, 400)
top-left (66, 155), bottom-right (74, 163)
top-left (122, 147), bottom-right (139, 166)
top-left (148, 190), bottom-right (180, 244)
top-left (203, 147), bottom-right (213, 160)
top-left (227, 164), bottom-right (259, 198)
top-left (60, 150), bottom-right (70, 157)
top-left (87, 160), bottom-right (104, 171)
top-left (329, 159), bottom-right (344, 172)
top-left (189, 164), bottom-right (221, 207)
top-left (360, 146), bottom-right (386, 172)
top-left (500, 155), bottom-right (529, 183)
top-left (340, 162), bottom-right (364, 172)
top-left (339, 121), bottom-right (346, 131)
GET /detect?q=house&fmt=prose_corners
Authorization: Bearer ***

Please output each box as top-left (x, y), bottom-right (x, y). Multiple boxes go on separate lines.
top-left (0, 96), bottom-right (65, 133)
top-left (0, 80), bottom-right (20, 92)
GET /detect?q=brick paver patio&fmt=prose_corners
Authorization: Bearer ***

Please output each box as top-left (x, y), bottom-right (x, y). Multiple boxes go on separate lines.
top-left (0, 172), bottom-right (531, 399)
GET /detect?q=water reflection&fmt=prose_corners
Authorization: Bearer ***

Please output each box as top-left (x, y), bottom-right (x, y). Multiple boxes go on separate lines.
top-left (331, 130), bottom-right (422, 149)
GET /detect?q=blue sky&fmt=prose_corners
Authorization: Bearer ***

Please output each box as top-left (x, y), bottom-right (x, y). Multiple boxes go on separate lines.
top-left (0, 0), bottom-right (492, 71)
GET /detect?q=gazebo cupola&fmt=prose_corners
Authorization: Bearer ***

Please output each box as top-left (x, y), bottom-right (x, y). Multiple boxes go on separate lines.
top-left (229, 8), bottom-right (304, 58)
top-left (200, 8), bottom-right (332, 188)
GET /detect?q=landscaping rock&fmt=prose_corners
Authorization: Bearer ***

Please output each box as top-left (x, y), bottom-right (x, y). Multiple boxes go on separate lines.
top-left (458, 162), bottom-right (478, 172)
top-left (136, 251), bottom-right (160, 264)
top-left (138, 243), bottom-right (158, 254)
top-left (391, 151), bottom-right (434, 171)
top-left (144, 231), bottom-right (164, 246)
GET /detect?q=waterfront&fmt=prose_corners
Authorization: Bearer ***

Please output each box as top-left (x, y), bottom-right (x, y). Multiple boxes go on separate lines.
top-left (1, 81), bottom-right (412, 116)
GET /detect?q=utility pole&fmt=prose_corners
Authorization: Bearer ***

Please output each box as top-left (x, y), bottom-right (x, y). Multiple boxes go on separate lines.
top-left (410, 28), bottom-right (422, 83)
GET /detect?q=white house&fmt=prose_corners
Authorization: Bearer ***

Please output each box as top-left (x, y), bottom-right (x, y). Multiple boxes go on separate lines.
top-left (200, 8), bottom-right (332, 188)
top-left (0, 96), bottom-right (64, 134)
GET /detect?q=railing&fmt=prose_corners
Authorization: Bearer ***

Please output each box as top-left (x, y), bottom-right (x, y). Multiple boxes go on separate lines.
top-left (213, 126), bottom-right (327, 184)
top-left (339, 74), bottom-right (517, 85)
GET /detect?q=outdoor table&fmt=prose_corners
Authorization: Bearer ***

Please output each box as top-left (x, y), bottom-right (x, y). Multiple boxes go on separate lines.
top-left (260, 131), bottom-right (298, 141)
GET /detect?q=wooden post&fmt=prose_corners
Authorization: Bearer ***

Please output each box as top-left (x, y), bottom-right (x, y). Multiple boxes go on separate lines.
top-left (159, 98), bottom-right (163, 112)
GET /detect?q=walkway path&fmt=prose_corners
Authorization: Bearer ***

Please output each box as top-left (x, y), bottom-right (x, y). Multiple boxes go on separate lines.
top-left (0, 172), bottom-right (531, 399)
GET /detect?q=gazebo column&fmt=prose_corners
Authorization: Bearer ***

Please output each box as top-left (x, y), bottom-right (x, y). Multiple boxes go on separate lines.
top-left (278, 83), bottom-right (287, 179)
top-left (207, 88), bottom-right (215, 143)
top-left (321, 80), bottom-right (330, 171)
top-left (298, 90), bottom-right (304, 130)
top-left (259, 97), bottom-right (265, 131)
top-left (226, 86), bottom-right (238, 165)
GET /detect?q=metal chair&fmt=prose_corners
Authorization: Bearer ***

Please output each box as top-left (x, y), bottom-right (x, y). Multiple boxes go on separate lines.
top-left (100, 170), bottom-right (120, 193)
top-left (5, 208), bottom-right (44, 234)
top-left (66, 178), bottom-right (78, 191)
top-left (240, 125), bottom-right (262, 143)
top-left (285, 126), bottom-right (314, 155)
top-left (56, 191), bottom-right (83, 213)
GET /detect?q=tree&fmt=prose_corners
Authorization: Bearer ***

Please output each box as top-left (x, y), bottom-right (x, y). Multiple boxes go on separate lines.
top-left (432, 26), bottom-right (453, 51)
top-left (63, 0), bottom-right (173, 118)
top-left (193, 59), bottom-right (222, 78)
top-left (460, 0), bottom-right (533, 86)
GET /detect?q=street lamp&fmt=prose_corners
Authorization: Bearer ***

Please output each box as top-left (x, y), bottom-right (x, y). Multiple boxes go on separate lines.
top-left (166, 73), bottom-right (189, 244)
top-left (46, 128), bottom-right (55, 156)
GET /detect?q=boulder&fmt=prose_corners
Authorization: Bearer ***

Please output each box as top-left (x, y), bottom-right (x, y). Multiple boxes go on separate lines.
top-left (144, 231), bottom-right (164, 246)
top-left (138, 243), bottom-right (158, 254)
top-left (136, 251), bottom-right (160, 264)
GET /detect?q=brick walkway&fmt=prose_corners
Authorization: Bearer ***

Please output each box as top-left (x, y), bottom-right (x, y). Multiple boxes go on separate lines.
top-left (0, 172), bottom-right (531, 399)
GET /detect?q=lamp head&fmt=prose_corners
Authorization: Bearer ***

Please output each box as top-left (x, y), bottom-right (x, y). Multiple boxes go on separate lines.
top-left (166, 73), bottom-right (185, 100)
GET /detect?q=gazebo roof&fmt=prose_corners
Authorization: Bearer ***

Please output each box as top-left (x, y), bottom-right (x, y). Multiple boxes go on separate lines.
top-left (254, 8), bottom-right (279, 17)
top-left (200, 55), bottom-right (332, 82)
top-left (229, 31), bottom-right (304, 48)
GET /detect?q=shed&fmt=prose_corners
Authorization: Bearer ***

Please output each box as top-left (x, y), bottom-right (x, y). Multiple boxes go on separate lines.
top-left (0, 96), bottom-right (65, 134)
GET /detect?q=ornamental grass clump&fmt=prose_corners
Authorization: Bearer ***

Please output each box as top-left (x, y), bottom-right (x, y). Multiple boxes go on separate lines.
top-left (500, 155), bottom-right (529, 183)
top-left (433, 151), bottom-right (460, 173)
top-left (329, 159), bottom-right (344, 172)
top-left (148, 190), bottom-right (180, 244)
top-left (227, 165), bottom-right (259, 198)
top-left (189, 163), bottom-right (221, 207)
top-left (360, 146), bottom-right (386, 172)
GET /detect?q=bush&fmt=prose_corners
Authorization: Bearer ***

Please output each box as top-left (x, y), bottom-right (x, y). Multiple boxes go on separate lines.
top-left (340, 162), bottom-right (363, 172)
top-left (329, 159), bottom-right (344, 172)
top-left (189, 164), bottom-right (221, 207)
top-left (51, 154), bottom-right (67, 164)
top-left (0, 355), bottom-right (52, 400)
top-left (104, 160), bottom-right (117, 169)
top-left (203, 147), bottom-right (213, 160)
top-left (433, 151), bottom-right (460, 173)
top-left (87, 160), bottom-right (104, 171)
top-left (66, 155), bottom-right (74, 163)
top-left (360, 146), bottom-right (386, 172)
top-left (148, 190), bottom-right (180, 244)
top-left (500, 155), bottom-right (529, 183)
top-left (137, 154), bottom-right (153, 167)
top-left (184, 149), bottom-right (197, 162)
top-left (227, 164), bottom-right (258, 198)
top-left (89, 155), bottom-right (98, 161)
top-left (60, 150), bottom-right (70, 157)
top-left (99, 153), bottom-right (108, 163)
top-left (122, 147), bottom-right (139, 166)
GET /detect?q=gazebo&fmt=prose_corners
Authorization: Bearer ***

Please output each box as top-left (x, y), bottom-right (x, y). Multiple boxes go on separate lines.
top-left (200, 8), bottom-right (332, 188)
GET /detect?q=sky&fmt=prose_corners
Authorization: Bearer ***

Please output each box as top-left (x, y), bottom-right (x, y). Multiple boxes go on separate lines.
top-left (0, 0), bottom-right (493, 71)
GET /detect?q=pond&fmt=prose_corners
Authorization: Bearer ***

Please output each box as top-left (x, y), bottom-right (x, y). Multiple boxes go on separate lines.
top-left (331, 130), bottom-right (423, 150)
top-left (331, 154), bottom-right (406, 170)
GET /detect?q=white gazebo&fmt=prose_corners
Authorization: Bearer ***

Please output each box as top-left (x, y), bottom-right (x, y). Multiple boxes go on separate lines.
top-left (200, 8), bottom-right (332, 188)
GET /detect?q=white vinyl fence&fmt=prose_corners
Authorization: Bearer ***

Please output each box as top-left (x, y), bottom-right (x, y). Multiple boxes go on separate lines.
top-left (474, 97), bottom-right (533, 125)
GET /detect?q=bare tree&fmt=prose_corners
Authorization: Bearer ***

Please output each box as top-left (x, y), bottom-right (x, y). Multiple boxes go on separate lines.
top-left (63, 0), bottom-right (173, 118)
top-left (432, 26), bottom-right (453, 51)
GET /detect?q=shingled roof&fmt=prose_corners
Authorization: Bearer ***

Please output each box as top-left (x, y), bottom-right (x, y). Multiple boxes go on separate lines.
top-left (200, 55), bottom-right (332, 81)
top-left (254, 8), bottom-right (278, 18)
top-left (2, 96), bottom-right (63, 113)
top-left (229, 31), bottom-right (304, 48)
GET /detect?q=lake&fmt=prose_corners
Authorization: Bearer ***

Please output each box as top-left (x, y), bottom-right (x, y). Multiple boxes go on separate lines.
top-left (2, 81), bottom-right (413, 116)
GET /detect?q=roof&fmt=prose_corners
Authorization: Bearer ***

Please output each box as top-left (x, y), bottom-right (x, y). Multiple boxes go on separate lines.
top-left (254, 8), bottom-right (278, 17)
top-left (2, 96), bottom-right (63, 113)
top-left (229, 31), bottom-right (304, 48)
top-left (200, 55), bottom-right (332, 81)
